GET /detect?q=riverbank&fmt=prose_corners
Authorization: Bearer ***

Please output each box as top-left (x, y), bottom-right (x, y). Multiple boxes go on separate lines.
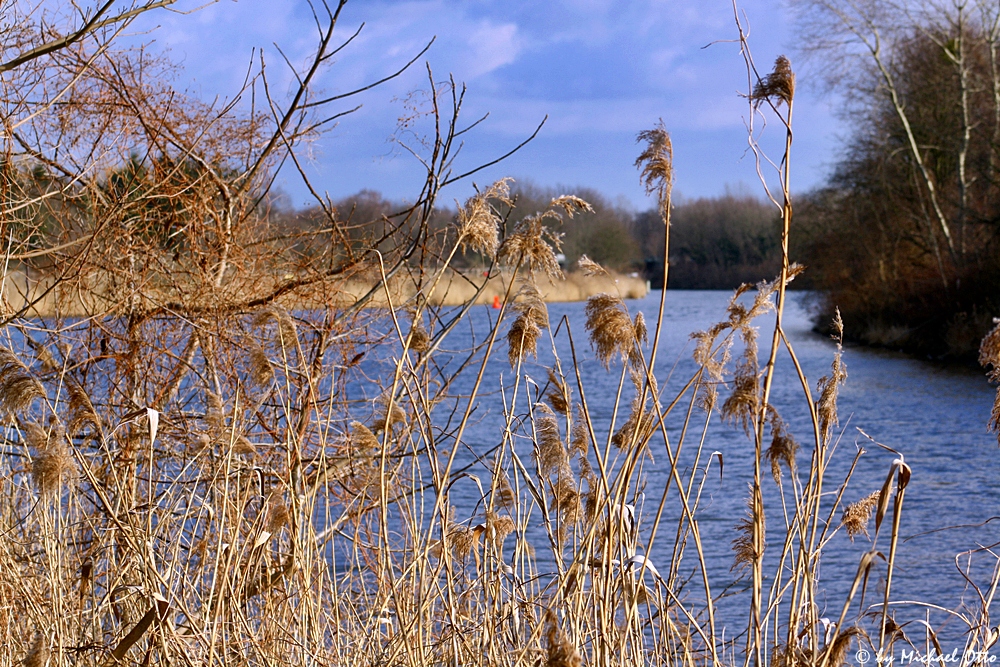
top-left (0, 268), bottom-right (649, 316)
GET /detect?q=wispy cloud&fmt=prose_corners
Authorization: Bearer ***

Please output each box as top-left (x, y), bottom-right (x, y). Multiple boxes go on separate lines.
top-left (136, 0), bottom-right (839, 207)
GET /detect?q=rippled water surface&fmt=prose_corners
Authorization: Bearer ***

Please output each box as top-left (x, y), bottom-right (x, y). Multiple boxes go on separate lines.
top-left (355, 289), bottom-right (999, 641)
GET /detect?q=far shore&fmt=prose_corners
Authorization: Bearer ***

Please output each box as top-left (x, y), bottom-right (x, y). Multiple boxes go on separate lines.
top-left (0, 269), bottom-right (650, 317)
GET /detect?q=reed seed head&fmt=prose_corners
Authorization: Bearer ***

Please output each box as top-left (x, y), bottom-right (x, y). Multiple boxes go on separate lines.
top-left (585, 293), bottom-right (640, 369)
top-left (577, 254), bottom-right (608, 277)
top-left (28, 422), bottom-right (76, 496)
top-left (248, 342), bottom-right (273, 388)
top-left (766, 407), bottom-right (798, 482)
top-left (721, 344), bottom-right (760, 435)
top-left (732, 488), bottom-right (764, 571)
top-left (232, 435), bottom-right (256, 456)
top-left (534, 403), bottom-right (566, 476)
top-left (550, 469), bottom-right (580, 525)
top-left (548, 195), bottom-right (593, 218)
top-left (841, 490), bottom-right (880, 540)
top-left (980, 319), bottom-right (1000, 443)
top-left (544, 367), bottom-right (571, 416)
top-left (406, 323), bottom-right (429, 353)
top-left (23, 632), bottom-right (49, 667)
top-left (457, 178), bottom-right (511, 258)
top-left (67, 379), bottom-right (101, 437)
top-left (544, 610), bottom-right (583, 667)
top-left (979, 318), bottom-right (1000, 371)
top-left (265, 492), bottom-right (290, 533)
top-left (611, 394), bottom-right (654, 451)
top-left (492, 471), bottom-right (516, 510)
top-left (753, 55), bottom-right (795, 107)
top-left (350, 421), bottom-right (379, 453)
top-left (499, 212), bottom-right (564, 279)
top-left (372, 395), bottom-right (406, 433)
top-left (252, 306), bottom-right (298, 347)
top-left (0, 347), bottom-right (43, 417)
top-left (570, 404), bottom-right (590, 456)
top-left (507, 285), bottom-right (548, 367)
top-left (486, 511), bottom-right (515, 547)
top-left (817, 354), bottom-right (847, 445)
top-left (26, 337), bottom-right (56, 372)
top-left (635, 121), bottom-right (674, 215)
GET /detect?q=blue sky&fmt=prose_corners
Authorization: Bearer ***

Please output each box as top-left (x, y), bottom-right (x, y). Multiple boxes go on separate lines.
top-left (144, 0), bottom-right (843, 210)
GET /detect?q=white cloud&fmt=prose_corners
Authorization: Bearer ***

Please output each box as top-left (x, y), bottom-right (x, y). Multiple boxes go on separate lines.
top-left (465, 21), bottom-right (522, 78)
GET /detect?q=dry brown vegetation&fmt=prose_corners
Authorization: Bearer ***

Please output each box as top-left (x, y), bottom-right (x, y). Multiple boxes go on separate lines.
top-left (1, 3), bottom-right (999, 667)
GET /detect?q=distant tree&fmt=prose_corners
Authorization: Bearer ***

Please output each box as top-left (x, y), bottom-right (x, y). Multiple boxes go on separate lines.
top-left (794, 0), bottom-right (1000, 356)
top-left (503, 182), bottom-right (639, 272)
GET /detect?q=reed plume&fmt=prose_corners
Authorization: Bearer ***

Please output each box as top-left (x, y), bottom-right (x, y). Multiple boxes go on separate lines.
top-left (0, 347), bottom-right (44, 417)
top-left (252, 306), bottom-right (298, 346)
top-left (817, 310), bottom-right (848, 444)
top-left (485, 511), bottom-right (516, 547)
top-left (577, 254), bottom-right (608, 277)
top-left (548, 194), bottom-right (593, 218)
top-left (570, 404), bottom-right (590, 456)
top-left (721, 327), bottom-right (760, 434)
top-left (507, 284), bottom-right (548, 367)
top-left (372, 395), bottom-right (406, 433)
top-left (753, 55), bottom-right (795, 107)
top-left (457, 178), bottom-right (512, 258)
top-left (25, 336), bottom-right (56, 372)
top-left (585, 293), bottom-right (640, 368)
top-left (544, 367), bottom-right (571, 416)
top-left (635, 121), bottom-right (673, 215)
top-left (544, 610), bottom-right (583, 667)
top-left (27, 421), bottom-right (76, 496)
top-left (611, 393), bottom-right (655, 450)
top-left (350, 421), bottom-right (379, 452)
top-left (765, 407), bottom-right (798, 482)
top-left (534, 403), bottom-right (566, 476)
top-left (492, 472), bottom-right (516, 510)
top-left (23, 633), bottom-right (49, 667)
top-left (66, 379), bottom-right (102, 438)
top-left (732, 487), bottom-right (764, 570)
top-left (264, 491), bottom-right (290, 533)
top-left (842, 490), bottom-right (880, 540)
top-left (248, 341), bottom-right (273, 387)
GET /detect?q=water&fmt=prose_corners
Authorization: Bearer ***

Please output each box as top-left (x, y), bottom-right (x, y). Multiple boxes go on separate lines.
top-left (350, 289), bottom-right (1000, 645)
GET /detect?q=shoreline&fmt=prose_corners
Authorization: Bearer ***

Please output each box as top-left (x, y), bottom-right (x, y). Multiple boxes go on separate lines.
top-left (0, 269), bottom-right (650, 317)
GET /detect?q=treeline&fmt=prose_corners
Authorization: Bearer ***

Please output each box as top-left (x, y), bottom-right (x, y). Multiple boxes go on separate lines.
top-left (275, 184), bottom-right (784, 290)
top-left (794, 0), bottom-right (1000, 360)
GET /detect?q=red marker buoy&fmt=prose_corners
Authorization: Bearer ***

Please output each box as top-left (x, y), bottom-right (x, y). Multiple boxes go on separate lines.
top-left (492, 295), bottom-right (501, 309)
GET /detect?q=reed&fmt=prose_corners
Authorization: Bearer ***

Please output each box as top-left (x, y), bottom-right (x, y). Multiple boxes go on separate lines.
top-left (0, 11), bottom-right (998, 667)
